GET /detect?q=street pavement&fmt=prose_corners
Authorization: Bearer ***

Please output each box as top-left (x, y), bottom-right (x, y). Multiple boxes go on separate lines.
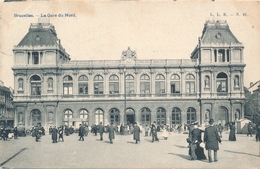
top-left (0, 131), bottom-right (259, 169)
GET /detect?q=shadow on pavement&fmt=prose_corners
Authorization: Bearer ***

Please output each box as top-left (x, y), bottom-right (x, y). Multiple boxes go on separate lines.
top-left (168, 153), bottom-right (190, 160)
top-left (144, 138), bottom-right (153, 143)
top-left (126, 141), bottom-right (136, 144)
top-left (173, 145), bottom-right (188, 149)
top-left (0, 148), bottom-right (27, 166)
top-left (224, 150), bottom-right (260, 157)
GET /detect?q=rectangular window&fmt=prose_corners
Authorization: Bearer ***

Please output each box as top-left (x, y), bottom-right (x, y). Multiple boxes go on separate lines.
top-left (79, 83), bottom-right (88, 94)
top-left (63, 83), bottom-right (73, 95)
top-left (140, 82), bottom-right (150, 94)
top-left (186, 82), bottom-right (195, 93)
top-left (217, 80), bottom-right (227, 92)
top-left (32, 52), bottom-right (39, 64)
top-left (126, 82), bottom-right (134, 94)
top-left (109, 82), bottom-right (119, 94)
top-left (94, 82), bottom-right (103, 94)
top-left (31, 83), bottom-right (41, 95)
top-left (171, 82), bottom-right (180, 93)
top-left (155, 82), bottom-right (165, 94)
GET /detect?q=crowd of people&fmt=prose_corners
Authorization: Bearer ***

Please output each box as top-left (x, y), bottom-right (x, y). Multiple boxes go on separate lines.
top-left (2, 119), bottom-right (260, 164)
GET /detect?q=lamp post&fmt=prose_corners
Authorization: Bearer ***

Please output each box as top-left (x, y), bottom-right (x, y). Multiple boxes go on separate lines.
top-left (124, 68), bottom-right (126, 126)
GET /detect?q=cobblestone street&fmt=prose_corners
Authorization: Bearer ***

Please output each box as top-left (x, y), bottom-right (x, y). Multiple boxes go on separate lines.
top-left (0, 132), bottom-right (259, 169)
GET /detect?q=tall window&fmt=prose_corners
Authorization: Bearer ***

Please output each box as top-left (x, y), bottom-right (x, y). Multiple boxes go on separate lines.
top-left (31, 109), bottom-right (41, 126)
top-left (64, 109), bottom-right (73, 119)
top-left (216, 73), bottom-right (228, 93)
top-left (109, 75), bottom-right (119, 94)
top-left (110, 108), bottom-right (120, 125)
top-left (185, 74), bottom-right (195, 94)
top-left (172, 107), bottom-right (181, 125)
top-left (95, 109), bottom-right (104, 125)
top-left (157, 107), bottom-right (166, 125)
top-left (32, 52), bottom-right (39, 64)
top-left (79, 109), bottom-right (88, 121)
top-left (30, 75), bottom-right (41, 95)
top-left (126, 74), bottom-right (135, 94)
top-left (170, 74), bottom-right (180, 94)
top-left (187, 107), bottom-right (196, 124)
top-left (140, 74), bottom-right (150, 95)
top-left (63, 75), bottom-right (73, 95)
top-left (141, 107), bottom-right (151, 126)
top-left (78, 75), bottom-right (88, 94)
top-left (155, 74), bottom-right (165, 95)
top-left (94, 75), bottom-right (104, 94)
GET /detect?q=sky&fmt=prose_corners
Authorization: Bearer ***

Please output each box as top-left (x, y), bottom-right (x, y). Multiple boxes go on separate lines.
top-left (0, 1), bottom-right (260, 89)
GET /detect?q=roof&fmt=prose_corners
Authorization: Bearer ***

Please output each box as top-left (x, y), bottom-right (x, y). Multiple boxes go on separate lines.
top-left (200, 20), bottom-right (240, 44)
top-left (17, 23), bottom-right (60, 47)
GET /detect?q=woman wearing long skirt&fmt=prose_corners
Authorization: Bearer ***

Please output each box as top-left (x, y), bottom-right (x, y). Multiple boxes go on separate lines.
top-left (162, 125), bottom-right (169, 140)
top-left (228, 122), bottom-right (236, 141)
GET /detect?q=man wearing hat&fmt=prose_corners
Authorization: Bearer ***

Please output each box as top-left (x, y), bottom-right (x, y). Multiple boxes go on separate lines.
top-left (99, 122), bottom-right (105, 141)
top-left (151, 121), bottom-right (159, 142)
top-left (204, 119), bottom-right (222, 163)
top-left (133, 122), bottom-right (141, 144)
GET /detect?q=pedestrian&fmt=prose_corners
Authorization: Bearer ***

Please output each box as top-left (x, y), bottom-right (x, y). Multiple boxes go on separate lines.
top-left (145, 125), bottom-right (149, 137)
top-left (85, 125), bottom-right (89, 136)
top-left (108, 122), bottom-right (115, 144)
top-left (228, 122), bottom-right (236, 141)
top-left (51, 126), bottom-right (58, 143)
top-left (177, 125), bottom-right (182, 134)
top-left (2, 127), bottom-right (7, 141)
top-left (99, 122), bottom-right (105, 141)
top-left (34, 126), bottom-right (40, 142)
top-left (189, 123), bottom-right (206, 160)
top-left (120, 124), bottom-right (124, 135)
top-left (133, 122), bottom-right (140, 144)
top-left (204, 119), bottom-right (222, 163)
top-left (217, 124), bottom-right (224, 138)
top-left (151, 121), bottom-right (159, 142)
top-left (65, 125), bottom-right (69, 136)
top-left (247, 122), bottom-right (253, 137)
top-left (58, 126), bottom-right (64, 142)
top-left (78, 124), bottom-right (85, 141)
top-left (162, 125), bottom-right (169, 140)
top-left (49, 126), bottom-right (52, 135)
top-left (256, 124), bottom-right (260, 142)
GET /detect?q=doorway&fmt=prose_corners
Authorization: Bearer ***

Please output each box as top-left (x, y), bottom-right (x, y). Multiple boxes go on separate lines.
top-left (126, 115), bottom-right (135, 125)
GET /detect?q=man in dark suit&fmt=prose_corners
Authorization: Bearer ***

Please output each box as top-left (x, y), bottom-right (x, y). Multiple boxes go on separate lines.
top-left (151, 121), bottom-right (159, 143)
top-left (78, 124), bottom-right (85, 141)
top-left (204, 119), bottom-right (222, 163)
top-left (99, 122), bottom-right (105, 141)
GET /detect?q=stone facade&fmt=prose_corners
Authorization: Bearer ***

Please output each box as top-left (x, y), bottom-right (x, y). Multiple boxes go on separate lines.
top-left (12, 20), bottom-right (245, 129)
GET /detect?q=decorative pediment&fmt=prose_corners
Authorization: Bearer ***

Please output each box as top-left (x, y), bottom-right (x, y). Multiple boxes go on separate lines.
top-left (121, 47), bottom-right (137, 62)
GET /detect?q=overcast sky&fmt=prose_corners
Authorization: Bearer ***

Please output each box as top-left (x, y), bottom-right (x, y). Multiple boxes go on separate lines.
top-left (0, 1), bottom-right (259, 89)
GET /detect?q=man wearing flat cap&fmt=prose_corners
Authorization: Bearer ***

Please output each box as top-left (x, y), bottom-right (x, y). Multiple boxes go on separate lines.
top-left (204, 119), bottom-right (222, 163)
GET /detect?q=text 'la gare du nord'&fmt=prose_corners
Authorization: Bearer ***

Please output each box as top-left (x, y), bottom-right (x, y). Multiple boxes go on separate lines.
top-left (14, 13), bottom-right (76, 17)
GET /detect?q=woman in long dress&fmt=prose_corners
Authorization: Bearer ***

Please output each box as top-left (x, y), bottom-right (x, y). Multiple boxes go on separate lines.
top-left (228, 122), bottom-right (236, 141)
top-left (162, 125), bottom-right (169, 140)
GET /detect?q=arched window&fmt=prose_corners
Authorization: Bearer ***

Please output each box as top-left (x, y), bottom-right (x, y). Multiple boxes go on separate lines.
top-left (126, 74), bottom-right (135, 94)
top-left (30, 75), bottom-right (41, 95)
top-left (172, 107), bottom-right (181, 125)
top-left (126, 108), bottom-right (135, 124)
top-left (95, 109), bottom-right (104, 125)
top-left (141, 107), bottom-right (151, 126)
top-left (109, 75), bottom-right (119, 94)
top-left (110, 108), bottom-right (120, 125)
top-left (157, 107), bottom-right (166, 125)
top-left (216, 72), bottom-right (228, 93)
top-left (155, 74), bottom-right (165, 95)
top-left (170, 74), bottom-right (180, 94)
top-left (78, 75), bottom-right (88, 94)
top-left (64, 109), bottom-right (73, 119)
top-left (94, 75), bottom-right (104, 94)
top-left (79, 109), bottom-right (88, 124)
top-left (140, 74), bottom-right (150, 95)
top-left (185, 74), bottom-right (195, 94)
top-left (31, 109), bottom-right (41, 126)
top-left (63, 75), bottom-right (73, 95)
top-left (18, 78), bottom-right (24, 90)
top-left (187, 107), bottom-right (196, 124)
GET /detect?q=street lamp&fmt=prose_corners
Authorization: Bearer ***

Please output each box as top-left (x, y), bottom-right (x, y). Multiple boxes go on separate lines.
top-left (124, 68), bottom-right (126, 126)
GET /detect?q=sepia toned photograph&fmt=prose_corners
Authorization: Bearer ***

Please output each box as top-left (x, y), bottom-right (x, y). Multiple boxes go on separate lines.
top-left (0, 1), bottom-right (260, 169)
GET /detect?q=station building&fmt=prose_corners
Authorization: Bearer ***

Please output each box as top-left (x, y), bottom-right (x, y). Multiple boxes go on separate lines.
top-left (12, 20), bottom-right (245, 129)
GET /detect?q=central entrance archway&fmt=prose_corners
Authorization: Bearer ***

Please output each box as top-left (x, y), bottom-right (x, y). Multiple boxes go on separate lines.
top-left (31, 109), bottom-right (41, 127)
top-left (125, 108), bottom-right (135, 125)
top-left (216, 107), bottom-right (228, 125)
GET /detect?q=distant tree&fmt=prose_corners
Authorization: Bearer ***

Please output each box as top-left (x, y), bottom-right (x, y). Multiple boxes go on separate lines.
top-left (244, 86), bottom-right (255, 118)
